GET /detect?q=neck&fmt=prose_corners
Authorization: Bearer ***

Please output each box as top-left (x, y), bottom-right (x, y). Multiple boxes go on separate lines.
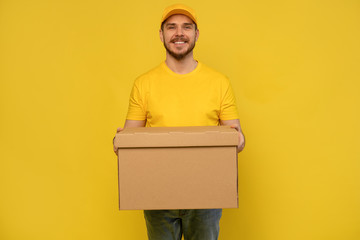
top-left (165, 52), bottom-right (198, 74)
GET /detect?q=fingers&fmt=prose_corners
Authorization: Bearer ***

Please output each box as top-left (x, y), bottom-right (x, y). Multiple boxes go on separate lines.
top-left (113, 143), bottom-right (117, 154)
top-left (113, 144), bottom-right (119, 156)
top-left (230, 124), bottom-right (240, 132)
top-left (237, 132), bottom-right (245, 152)
top-left (114, 127), bottom-right (123, 156)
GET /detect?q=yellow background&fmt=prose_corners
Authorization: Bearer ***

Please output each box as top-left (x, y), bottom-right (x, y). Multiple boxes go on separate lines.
top-left (1, 0), bottom-right (359, 239)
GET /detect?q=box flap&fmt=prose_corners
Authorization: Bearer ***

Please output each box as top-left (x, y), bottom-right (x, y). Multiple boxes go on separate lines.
top-left (115, 126), bottom-right (238, 148)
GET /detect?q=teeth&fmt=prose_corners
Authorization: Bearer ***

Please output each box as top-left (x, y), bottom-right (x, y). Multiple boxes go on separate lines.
top-left (174, 42), bottom-right (185, 44)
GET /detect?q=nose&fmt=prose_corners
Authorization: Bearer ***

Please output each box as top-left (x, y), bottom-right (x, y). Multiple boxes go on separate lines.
top-left (175, 27), bottom-right (184, 36)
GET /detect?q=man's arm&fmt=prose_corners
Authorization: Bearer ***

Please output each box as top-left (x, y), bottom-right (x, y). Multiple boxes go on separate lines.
top-left (220, 119), bottom-right (245, 153)
top-left (113, 120), bottom-right (146, 155)
top-left (123, 119), bottom-right (146, 128)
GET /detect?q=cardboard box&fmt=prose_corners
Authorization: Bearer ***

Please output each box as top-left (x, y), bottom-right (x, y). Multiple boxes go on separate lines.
top-left (115, 126), bottom-right (239, 210)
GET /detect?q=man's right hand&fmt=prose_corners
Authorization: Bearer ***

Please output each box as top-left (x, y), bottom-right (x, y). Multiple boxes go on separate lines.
top-left (113, 119), bottom-right (146, 156)
top-left (113, 127), bottom-right (123, 156)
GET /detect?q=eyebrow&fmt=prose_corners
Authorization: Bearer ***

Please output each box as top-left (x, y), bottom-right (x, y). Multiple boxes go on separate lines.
top-left (165, 23), bottom-right (194, 27)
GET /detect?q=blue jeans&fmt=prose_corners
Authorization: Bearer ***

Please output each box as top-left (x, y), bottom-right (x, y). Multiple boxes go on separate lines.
top-left (144, 209), bottom-right (222, 240)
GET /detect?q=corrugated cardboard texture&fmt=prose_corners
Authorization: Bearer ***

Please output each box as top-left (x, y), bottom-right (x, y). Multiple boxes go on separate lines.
top-left (116, 126), bottom-right (239, 210)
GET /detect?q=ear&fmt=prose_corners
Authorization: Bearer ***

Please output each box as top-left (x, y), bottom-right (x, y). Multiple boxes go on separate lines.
top-left (195, 29), bottom-right (199, 42)
top-left (159, 29), bottom-right (164, 43)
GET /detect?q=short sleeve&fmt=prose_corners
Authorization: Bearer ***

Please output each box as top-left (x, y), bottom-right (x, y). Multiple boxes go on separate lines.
top-left (219, 78), bottom-right (239, 120)
top-left (126, 80), bottom-right (147, 120)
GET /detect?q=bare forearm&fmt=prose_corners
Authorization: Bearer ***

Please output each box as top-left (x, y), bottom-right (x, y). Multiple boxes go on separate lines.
top-left (220, 119), bottom-right (245, 153)
top-left (124, 119), bottom-right (146, 128)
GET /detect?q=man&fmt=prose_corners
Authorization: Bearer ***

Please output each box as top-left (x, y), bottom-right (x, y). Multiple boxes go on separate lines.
top-left (113, 4), bottom-right (245, 240)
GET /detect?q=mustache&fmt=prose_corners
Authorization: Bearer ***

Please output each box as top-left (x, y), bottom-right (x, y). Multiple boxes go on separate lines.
top-left (171, 38), bottom-right (188, 42)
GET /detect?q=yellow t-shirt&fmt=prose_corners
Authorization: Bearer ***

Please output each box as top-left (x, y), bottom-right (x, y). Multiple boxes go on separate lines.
top-left (126, 61), bottom-right (239, 127)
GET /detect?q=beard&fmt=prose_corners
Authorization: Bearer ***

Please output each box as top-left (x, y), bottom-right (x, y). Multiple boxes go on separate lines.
top-left (163, 36), bottom-right (196, 61)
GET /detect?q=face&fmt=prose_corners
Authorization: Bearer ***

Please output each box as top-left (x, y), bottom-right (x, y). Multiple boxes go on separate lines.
top-left (160, 14), bottom-right (199, 60)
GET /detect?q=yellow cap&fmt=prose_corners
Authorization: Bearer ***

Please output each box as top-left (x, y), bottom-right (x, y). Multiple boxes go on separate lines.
top-left (161, 4), bottom-right (197, 26)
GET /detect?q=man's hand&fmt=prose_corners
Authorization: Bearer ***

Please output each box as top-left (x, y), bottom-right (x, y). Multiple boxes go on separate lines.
top-left (113, 127), bottom-right (123, 156)
top-left (220, 119), bottom-right (245, 153)
top-left (230, 125), bottom-right (245, 153)
top-left (113, 120), bottom-right (146, 156)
